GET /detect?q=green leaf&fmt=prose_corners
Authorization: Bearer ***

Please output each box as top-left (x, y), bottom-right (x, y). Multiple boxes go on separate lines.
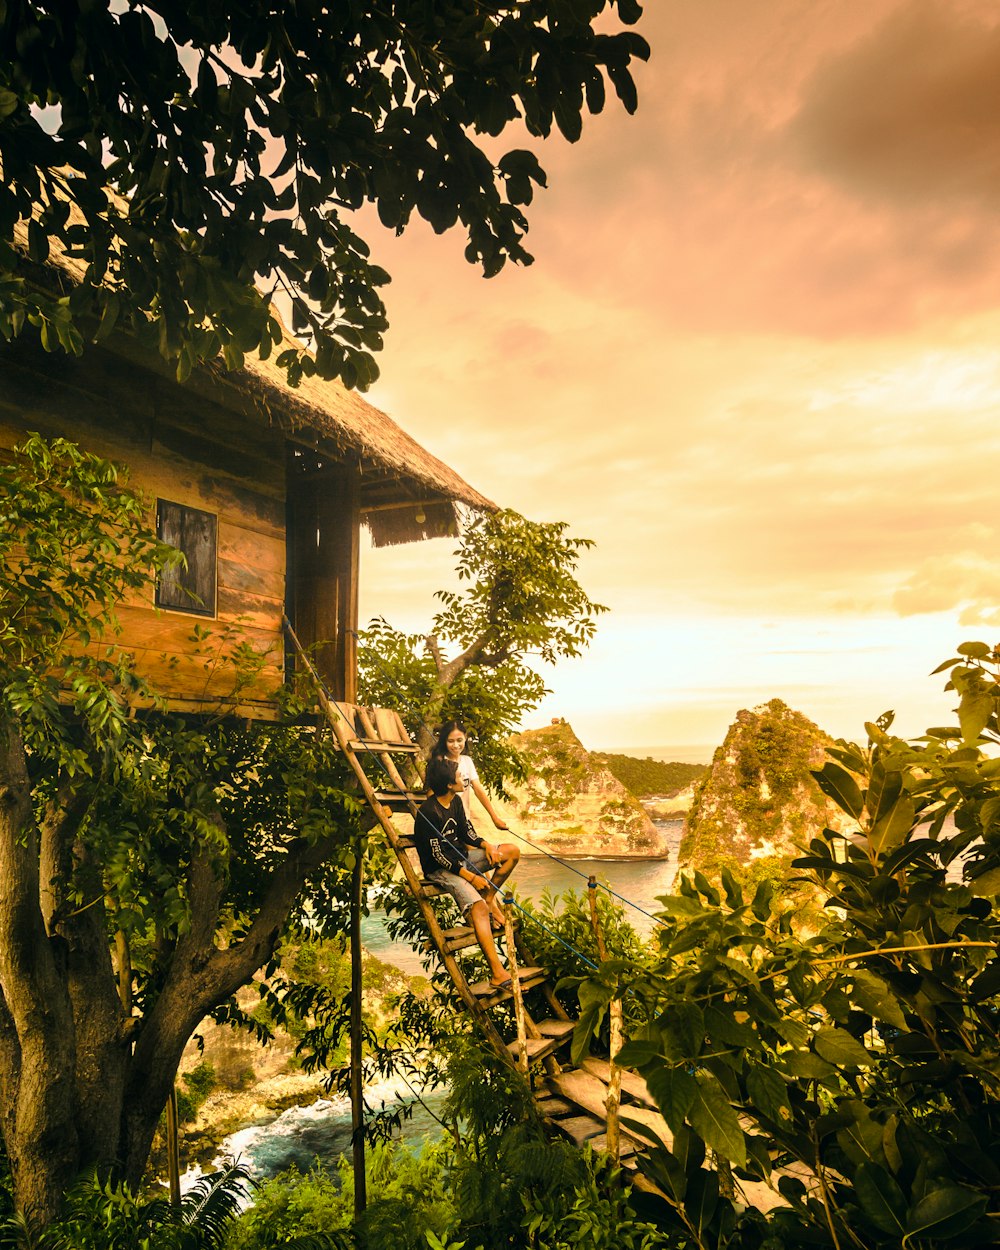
top-left (969, 865), bottom-right (1000, 895)
top-left (781, 1050), bottom-right (835, 1080)
top-left (870, 793), bottom-right (915, 854)
top-left (688, 1073), bottom-right (746, 1167)
top-left (866, 760), bottom-right (902, 824)
top-left (645, 1066), bottom-right (696, 1132)
top-left (854, 1162), bottom-right (906, 1236)
top-left (664, 1001), bottom-right (705, 1058)
top-left (684, 1167), bottom-right (719, 1238)
top-left (959, 689), bottom-right (993, 744)
top-left (902, 1187), bottom-right (988, 1245)
top-left (814, 1027), bottom-right (871, 1070)
top-left (746, 1064), bottom-right (792, 1126)
top-left (813, 762), bottom-right (864, 819)
top-left (957, 641), bottom-right (991, 659)
top-left (850, 971), bottom-right (907, 1029)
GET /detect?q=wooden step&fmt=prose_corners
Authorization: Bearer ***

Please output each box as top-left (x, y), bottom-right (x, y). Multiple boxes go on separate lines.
top-left (547, 1113), bottom-right (606, 1146)
top-left (506, 1019), bottom-right (575, 1066)
top-left (469, 967), bottom-right (547, 1002)
top-left (506, 1036), bottom-right (563, 1065)
top-left (536, 1019), bottom-right (576, 1041)
top-left (549, 1070), bottom-right (672, 1149)
top-left (580, 1057), bottom-right (657, 1109)
top-left (348, 738), bottom-right (420, 755)
top-left (419, 880), bottom-right (449, 899)
top-left (425, 924), bottom-right (477, 954)
top-left (423, 919), bottom-right (523, 955)
top-left (534, 1094), bottom-right (577, 1119)
top-left (375, 790), bottom-right (424, 808)
top-left (543, 1107), bottom-right (642, 1157)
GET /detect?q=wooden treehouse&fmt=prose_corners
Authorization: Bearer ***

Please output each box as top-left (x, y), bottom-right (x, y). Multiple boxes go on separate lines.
top-left (0, 308), bottom-right (493, 716)
top-left (4, 226), bottom-right (667, 1183)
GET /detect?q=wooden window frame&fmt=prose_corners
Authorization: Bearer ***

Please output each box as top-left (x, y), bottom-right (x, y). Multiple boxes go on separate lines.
top-left (155, 498), bottom-right (219, 618)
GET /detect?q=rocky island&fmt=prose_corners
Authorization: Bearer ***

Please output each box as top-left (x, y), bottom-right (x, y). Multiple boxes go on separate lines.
top-left (680, 697), bottom-right (853, 886)
top-left (491, 720), bottom-right (672, 857)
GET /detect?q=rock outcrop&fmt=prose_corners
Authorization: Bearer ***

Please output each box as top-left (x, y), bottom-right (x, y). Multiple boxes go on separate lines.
top-left (680, 698), bottom-right (852, 884)
top-left (493, 721), bottom-right (669, 857)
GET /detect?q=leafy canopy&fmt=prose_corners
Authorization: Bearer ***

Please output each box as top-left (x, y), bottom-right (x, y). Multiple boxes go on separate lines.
top-left (0, 1), bottom-right (648, 386)
top-left (359, 509), bottom-right (606, 789)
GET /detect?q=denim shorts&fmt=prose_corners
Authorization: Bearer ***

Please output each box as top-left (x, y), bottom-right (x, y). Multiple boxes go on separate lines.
top-left (425, 845), bottom-right (490, 914)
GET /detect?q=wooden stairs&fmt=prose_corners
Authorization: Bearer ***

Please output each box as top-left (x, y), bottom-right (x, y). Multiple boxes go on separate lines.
top-left (284, 620), bottom-right (656, 1159)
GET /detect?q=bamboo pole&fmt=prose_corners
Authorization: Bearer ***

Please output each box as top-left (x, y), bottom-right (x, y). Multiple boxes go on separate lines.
top-left (350, 845), bottom-right (367, 1215)
top-left (165, 1087), bottom-right (181, 1206)
top-left (504, 898), bottom-right (529, 1076)
top-left (588, 876), bottom-right (622, 1161)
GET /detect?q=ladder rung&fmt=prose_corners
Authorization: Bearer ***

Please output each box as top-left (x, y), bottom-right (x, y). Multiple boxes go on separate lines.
top-left (347, 739), bottom-right (419, 755)
top-left (395, 833), bottom-right (416, 850)
top-left (535, 1019), bottom-right (576, 1041)
top-left (419, 880), bottom-right (449, 899)
top-left (506, 1035), bottom-right (567, 1065)
top-left (469, 967), bottom-right (546, 1001)
top-left (535, 1094), bottom-right (577, 1119)
top-left (375, 790), bottom-right (424, 807)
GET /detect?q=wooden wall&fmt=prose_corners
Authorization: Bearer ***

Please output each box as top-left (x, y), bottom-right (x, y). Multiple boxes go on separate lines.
top-left (0, 338), bottom-right (288, 716)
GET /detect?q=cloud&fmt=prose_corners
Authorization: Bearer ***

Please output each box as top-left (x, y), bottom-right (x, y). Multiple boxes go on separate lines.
top-left (792, 3), bottom-right (1000, 205)
top-left (894, 525), bottom-right (1000, 620)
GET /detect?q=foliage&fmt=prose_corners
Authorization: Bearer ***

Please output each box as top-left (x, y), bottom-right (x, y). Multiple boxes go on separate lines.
top-left (596, 754), bottom-right (706, 800)
top-left (0, 1165), bottom-right (252, 1250)
top-left (227, 1142), bottom-right (449, 1250)
top-left (358, 510), bottom-right (606, 791)
top-left (569, 645), bottom-right (1000, 1249)
top-left (232, 1117), bottom-right (666, 1250)
top-left (515, 883), bottom-right (649, 1033)
top-left (176, 1063), bottom-right (218, 1125)
top-left (0, 435), bottom-right (371, 1222)
top-left (0, 2), bottom-right (648, 388)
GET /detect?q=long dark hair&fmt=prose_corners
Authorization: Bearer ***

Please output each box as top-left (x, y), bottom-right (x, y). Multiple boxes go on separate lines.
top-left (432, 720), bottom-right (467, 759)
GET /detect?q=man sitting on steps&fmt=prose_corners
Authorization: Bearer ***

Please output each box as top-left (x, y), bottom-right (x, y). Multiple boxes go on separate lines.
top-left (414, 756), bottom-right (521, 991)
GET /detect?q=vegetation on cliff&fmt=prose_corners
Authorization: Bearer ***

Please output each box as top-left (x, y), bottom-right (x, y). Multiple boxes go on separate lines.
top-left (680, 697), bottom-right (846, 887)
top-left (595, 753), bottom-right (706, 798)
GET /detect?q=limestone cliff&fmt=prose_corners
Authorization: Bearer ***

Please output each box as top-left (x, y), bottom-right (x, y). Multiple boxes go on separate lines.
top-left (493, 721), bottom-right (669, 857)
top-left (680, 698), bottom-right (852, 885)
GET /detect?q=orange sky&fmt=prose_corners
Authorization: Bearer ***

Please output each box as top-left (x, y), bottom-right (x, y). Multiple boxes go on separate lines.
top-left (357, 0), bottom-right (1000, 757)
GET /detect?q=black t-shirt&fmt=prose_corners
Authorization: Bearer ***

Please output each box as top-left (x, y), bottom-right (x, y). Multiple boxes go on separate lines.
top-left (414, 795), bottom-right (483, 876)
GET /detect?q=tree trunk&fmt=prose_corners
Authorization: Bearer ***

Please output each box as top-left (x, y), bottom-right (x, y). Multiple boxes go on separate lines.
top-left (0, 716), bottom-right (81, 1228)
top-left (0, 713), bottom-right (357, 1226)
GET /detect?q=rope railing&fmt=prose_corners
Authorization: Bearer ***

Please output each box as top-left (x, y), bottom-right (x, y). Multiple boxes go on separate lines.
top-left (350, 629), bottom-right (672, 934)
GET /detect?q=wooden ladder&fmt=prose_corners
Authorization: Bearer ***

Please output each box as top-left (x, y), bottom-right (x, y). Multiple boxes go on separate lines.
top-left (284, 623), bottom-right (574, 1073)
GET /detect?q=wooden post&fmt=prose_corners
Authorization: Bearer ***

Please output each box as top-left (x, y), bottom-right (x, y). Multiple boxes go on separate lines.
top-left (588, 876), bottom-right (622, 1161)
top-left (504, 898), bottom-right (529, 1076)
top-left (350, 844), bottom-right (367, 1214)
top-left (165, 1086), bottom-right (181, 1206)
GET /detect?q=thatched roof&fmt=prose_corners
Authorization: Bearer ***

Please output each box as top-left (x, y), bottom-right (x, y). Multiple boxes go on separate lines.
top-left (11, 209), bottom-right (496, 546)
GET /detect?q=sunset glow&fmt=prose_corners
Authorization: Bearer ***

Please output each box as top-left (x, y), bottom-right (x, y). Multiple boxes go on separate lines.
top-left (358, 0), bottom-right (1000, 756)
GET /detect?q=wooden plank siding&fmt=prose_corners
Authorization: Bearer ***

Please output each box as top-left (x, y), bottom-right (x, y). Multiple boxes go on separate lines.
top-left (0, 339), bottom-right (288, 715)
